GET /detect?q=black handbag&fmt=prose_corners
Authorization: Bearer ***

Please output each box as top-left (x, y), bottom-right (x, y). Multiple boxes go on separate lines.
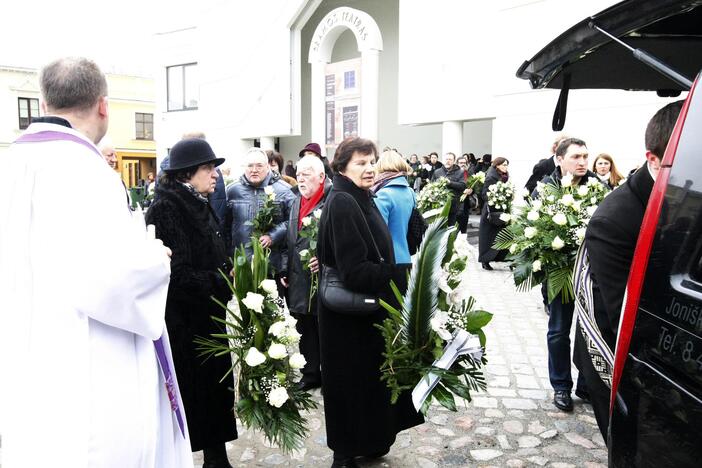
top-left (318, 195), bottom-right (383, 315)
top-left (406, 206), bottom-right (427, 255)
top-left (487, 205), bottom-right (507, 228)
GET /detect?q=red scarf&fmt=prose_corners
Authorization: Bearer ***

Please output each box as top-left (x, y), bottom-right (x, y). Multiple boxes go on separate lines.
top-left (298, 184), bottom-right (325, 229)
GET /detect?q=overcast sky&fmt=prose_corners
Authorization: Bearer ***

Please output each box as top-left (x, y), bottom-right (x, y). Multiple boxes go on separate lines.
top-left (2, 0), bottom-right (213, 75)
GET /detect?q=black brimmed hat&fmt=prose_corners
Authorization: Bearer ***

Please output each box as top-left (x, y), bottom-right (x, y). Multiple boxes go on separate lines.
top-left (165, 138), bottom-right (225, 172)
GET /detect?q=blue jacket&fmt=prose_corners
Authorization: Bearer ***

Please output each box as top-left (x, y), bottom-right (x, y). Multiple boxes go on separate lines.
top-left (224, 172), bottom-right (295, 273)
top-left (374, 176), bottom-right (415, 264)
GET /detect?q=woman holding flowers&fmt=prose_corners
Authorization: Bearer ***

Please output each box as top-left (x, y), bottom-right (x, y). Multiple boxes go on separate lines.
top-left (478, 157), bottom-right (510, 270)
top-left (317, 137), bottom-right (423, 468)
top-left (282, 155), bottom-right (332, 391)
top-left (145, 139), bottom-right (237, 468)
top-left (372, 149), bottom-right (416, 264)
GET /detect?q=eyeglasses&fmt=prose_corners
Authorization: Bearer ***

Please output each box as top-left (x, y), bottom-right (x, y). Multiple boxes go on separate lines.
top-left (247, 163), bottom-right (266, 170)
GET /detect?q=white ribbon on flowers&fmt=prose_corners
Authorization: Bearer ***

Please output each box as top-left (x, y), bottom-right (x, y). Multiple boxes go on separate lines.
top-left (411, 328), bottom-right (483, 411)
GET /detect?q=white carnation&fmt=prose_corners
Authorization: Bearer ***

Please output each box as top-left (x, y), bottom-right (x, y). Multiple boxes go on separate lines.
top-left (551, 236), bottom-right (565, 250)
top-left (260, 279), bottom-right (279, 298)
top-left (532, 260), bottom-right (542, 272)
top-left (552, 212), bottom-right (567, 226)
top-left (244, 347), bottom-right (266, 367)
top-left (524, 226), bottom-right (538, 239)
top-left (268, 343), bottom-right (288, 360)
top-left (289, 352), bottom-right (307, 369)
top-left (242, 292), bottom-right (265, 313)
top-left (527, 210), bottom-right (539, 221)
top-left (267, 386), bottom-right (289, 408)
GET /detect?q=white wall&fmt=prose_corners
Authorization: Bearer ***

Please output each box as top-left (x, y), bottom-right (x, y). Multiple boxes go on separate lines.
top-left (0, 68), bottom-right (40, 153)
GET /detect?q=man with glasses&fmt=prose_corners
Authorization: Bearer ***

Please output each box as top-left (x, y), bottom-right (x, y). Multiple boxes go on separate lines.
top-left (281, 155), bottom-right (332, 391)
top-left (224, 148), bottom-right (295, 276)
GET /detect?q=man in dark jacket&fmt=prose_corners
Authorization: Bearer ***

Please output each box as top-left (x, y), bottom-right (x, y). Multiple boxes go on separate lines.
top-left (281, 155), bottom-right (331, 391)
top-left (431, 152), bottom-right (465, 226)
top-left (537, 137), bottom-right (603, 413)
top-left (224, 148), bottom-right (295, 274)
top-left (524, 134), bottom-right (569, 194)
top-left (576, 100), bottom-right (683, 440)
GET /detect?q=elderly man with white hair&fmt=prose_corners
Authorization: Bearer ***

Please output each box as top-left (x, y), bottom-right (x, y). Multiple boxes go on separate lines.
top-left (224, 147), bottom-right (295, 275)
top-left (281, 155), bottom-right (331, 391)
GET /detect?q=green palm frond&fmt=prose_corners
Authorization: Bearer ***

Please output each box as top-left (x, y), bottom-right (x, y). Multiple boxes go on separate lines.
top-left (399, 217), bottom-right (454, 350)
top-left (493, 224), bottom-right (519, 250)
top-left (547, 266), bottom-right (574, 303)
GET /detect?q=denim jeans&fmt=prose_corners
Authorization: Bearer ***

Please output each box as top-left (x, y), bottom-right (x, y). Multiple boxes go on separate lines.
top-left (547, 295), bottom-right (587, 392)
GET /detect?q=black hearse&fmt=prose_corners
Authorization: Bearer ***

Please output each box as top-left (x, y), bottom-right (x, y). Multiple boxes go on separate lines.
top-left (517, 1), bottom-right (702, 466)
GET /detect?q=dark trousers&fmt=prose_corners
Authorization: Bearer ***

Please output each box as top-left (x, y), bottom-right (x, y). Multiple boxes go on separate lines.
top-left (457, 201), bottom-right (470, 233)
top-left (294, 313), bottom-right (322, 383)
top-left (547, 295), bottom-right (587, 392)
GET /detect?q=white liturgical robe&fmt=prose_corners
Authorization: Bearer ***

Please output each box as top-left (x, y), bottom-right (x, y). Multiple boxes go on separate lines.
top-left (0, 123), bottom-right (193, 468)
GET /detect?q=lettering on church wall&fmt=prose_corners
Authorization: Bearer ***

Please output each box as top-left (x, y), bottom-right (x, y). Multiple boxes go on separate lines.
top-left (311, 8), bottom-right (370, 54)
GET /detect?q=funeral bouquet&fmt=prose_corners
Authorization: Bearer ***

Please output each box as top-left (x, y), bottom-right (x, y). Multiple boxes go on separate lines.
top-left (460, 171), bottom-right (485, 202)
top-left (247, 186), bottom-right (277, 239)
top-left (196, 240), bottom-right (316, 453)
top-left (493, 174), bottom-right (609, 303)
top-left (376, 206), bottom-right (492, 413)
top-left (416, 178), bottom-right (453, 215)
top-left (298, 209), bottom-right (322, 313)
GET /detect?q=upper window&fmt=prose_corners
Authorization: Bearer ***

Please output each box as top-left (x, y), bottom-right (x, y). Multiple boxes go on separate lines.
top-left (18, 97), bottom-right (39, 130)
top-left (167, 63), bottom-right (198, 111)
top-left (344, 71), bottom-right (356, 89)
top-left (135, 112), bottom-right (154, 140)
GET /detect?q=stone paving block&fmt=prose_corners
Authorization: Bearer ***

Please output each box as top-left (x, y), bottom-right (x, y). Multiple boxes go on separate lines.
top-left (515, 375), bottom-right (541, 389)
top-left (528, 421), bottom-right (547, 435)
top-left (473, 396), bottom-right (499, 408)
top-left (503, 420), bottom-right (524, 434)
top-left (543, 443), bottom-right (579, 458)
top-left (487, 387), bottom-right (518, 397)
top-left (488, 365), bottom-right (510, 376)
top-left (488, 376), bottom-right (511, 387)
top-left (518, 389), bottom-right (549, 399)
top-left (508, 354), bottom-right (530, 364)
top-left (517, 435), bottom-right (542, 448)
top-left (564, 432), bottom-right (597, 449)
top-left (415, 456), bottom-right (438, 468)
top-left (497, 434), bottom-right (512, 450)
top-left (506, 459), bottom-right (526, 467)
top-left (506, 409), bottom-right (526, 418)
top-left (502, 398), bottom-right (539, 410)
top-left (448, 435), bottom-right (473, 449)
top-left (510, 363), bottom-right (534, 375)
top-left (485, 409), bottom-right (505, 418)
top-left (527, 456), bottom-right (550, 466)
top-left (551, 463), bottom-right (576, 468)
top-left (591, 432), bottom-right (606, 447)
top-left (470, 449), bottom-right (504, 461)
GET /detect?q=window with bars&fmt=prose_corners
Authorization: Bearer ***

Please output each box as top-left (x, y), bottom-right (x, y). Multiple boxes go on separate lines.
top-left (344, 71), bottom-right (356, 89)
top-left (18, 97), bottom-right (40, 130)
top-left (167, 63), bottom-right (198, 111)
top-left (135, 112), bottom-right (154, 140)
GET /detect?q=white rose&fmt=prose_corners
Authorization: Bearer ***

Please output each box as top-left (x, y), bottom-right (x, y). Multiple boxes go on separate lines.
top-left (532, 260), bottom-right (542, 272)
top-left (547, 195), bottom-right (556, 202)
top-left (577, 185), bottom-right (589, 197)
top-left (524, 226), bottom-right (538, 239)
top-left (268, 320), bottom-right (287, 337)
top-left (267, 386), bottom-right (289, 408)
top-left (499, 213), bottom-right (511, 223)
top-left (299, 249), bottom-right (310, 259)
top-left (551, 236), bottom-right (565, 250)
top-left (244, 347), bottom-right (266, 367)
top-left (531, 199), bottom-right (543, 210)
top-left (289, 352), bottom-right (307, 369)
top-left (436, 327), bottom-right (453, 341)
top-left (260, 279), bottom-right (279, 298)
top-left (561, 174), bottom-right (574, 186)
top-left (302, 216), bottom-right (312, 227)
top-left (268, 343), bottom-right (288, 360)
top-left (586, 206), bottom-right (597, 217)
top-left (284, 327), bottom-right (301, 344)
top-left (509, 244), bottom-right (518, 254)
top-left (590, 196), bottom-right (597, 204)
top-left (561, 194), bottom-right (574, 206)
top-left (264, 186), bottom-right (275, 196)
top-left (575, 227), bottom-right (587, 243)
top-left (242, 292), bottom-right (265, 313)
top-left (552, 212), bottom-right (567, 226)
top-left (527, 210), bottom-right (539, 221)
top-left (572, 201), bottom-right (582, 211)
top-left (313, 209), bottom-right (323, 219)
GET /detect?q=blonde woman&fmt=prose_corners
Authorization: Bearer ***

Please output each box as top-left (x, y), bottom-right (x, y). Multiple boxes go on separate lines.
top-left (592, 153), bottom-right (624, 189)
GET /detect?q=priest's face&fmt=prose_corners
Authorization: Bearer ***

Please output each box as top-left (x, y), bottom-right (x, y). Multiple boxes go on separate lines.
top-left (188, 163), bottom-right (219, 194)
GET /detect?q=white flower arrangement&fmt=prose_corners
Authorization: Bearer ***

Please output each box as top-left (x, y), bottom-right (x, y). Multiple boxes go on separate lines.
top-left (267, 343), bottom-right (288, 360)
top-left (245, 347), bottom-right (267, 367)
top-left (242, 292), bottom-right (265, 313)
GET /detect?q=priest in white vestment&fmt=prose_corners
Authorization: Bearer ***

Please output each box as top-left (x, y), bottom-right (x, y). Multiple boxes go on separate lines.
top-left (0, 57), bottom-right (193, 468)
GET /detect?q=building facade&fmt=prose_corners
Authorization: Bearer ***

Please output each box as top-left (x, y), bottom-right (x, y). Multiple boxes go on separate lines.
top-left (0, 66), bottom-right (156, 188)
top-left (154, 0), bottom-right (686, 185)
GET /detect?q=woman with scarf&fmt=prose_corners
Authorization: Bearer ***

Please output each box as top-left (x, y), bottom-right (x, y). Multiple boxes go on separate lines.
top-left (478, 156), bottom-right (510, 270)
top-left (146, 138), bottom-right (238, 468)
top-left (592, 153), bottom-right (624, 189)
top-left (372, 150), bottom-right (416, 266)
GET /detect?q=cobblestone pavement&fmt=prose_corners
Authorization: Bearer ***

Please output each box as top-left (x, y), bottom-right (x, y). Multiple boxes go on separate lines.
top-left (198, 241), bottom-right (608, 468)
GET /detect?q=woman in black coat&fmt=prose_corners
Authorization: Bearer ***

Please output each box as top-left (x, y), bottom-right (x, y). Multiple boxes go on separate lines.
top-left (317, 137), bottom-right (424, 468)
top-left (478, 157), bottom-right (510, 270)
top-left (145, 139), bottom-right (237, 468)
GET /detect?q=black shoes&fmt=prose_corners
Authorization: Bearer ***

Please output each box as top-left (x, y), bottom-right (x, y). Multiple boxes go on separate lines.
top-left (331, 454), bottom-right (359, 468)
top-left (482, 262), bottom-right (493, 271)
top-left (553, 390), bottom-right (574, 412)
top-left (575, 388), bottom-right (591, 403)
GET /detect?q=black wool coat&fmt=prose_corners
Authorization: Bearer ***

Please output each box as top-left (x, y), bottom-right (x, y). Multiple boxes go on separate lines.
top-left (145, 183), bottom-right (238, 451)
top-left (285, 180), bottom-right (332, 315)
top-left (574, 165), bottom-right (654, 439)
top-left (317, 175), bottom-right (424, 456)
top-left (478, 166), bottom-right (509, 263)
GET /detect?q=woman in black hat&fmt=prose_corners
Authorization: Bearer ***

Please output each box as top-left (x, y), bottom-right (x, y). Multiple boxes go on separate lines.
top-left (145, 138), bottom-right (237, 468)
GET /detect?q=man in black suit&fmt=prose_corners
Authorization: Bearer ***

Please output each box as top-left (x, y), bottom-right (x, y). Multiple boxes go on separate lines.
top-left (575, 100), bottom-right (684, 440)
top-left (524, 134), bottom-right (569, 193)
